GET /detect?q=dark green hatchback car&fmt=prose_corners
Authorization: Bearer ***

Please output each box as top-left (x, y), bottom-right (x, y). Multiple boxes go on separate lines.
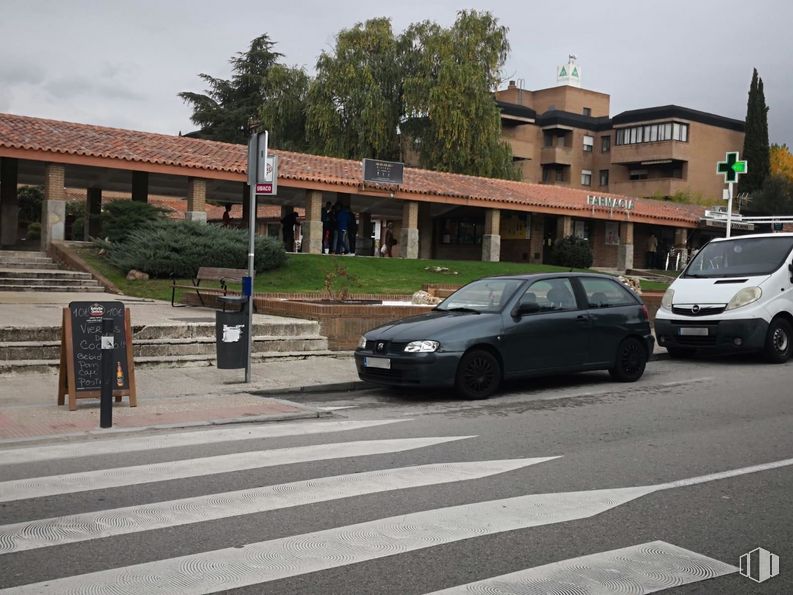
top-left (355, 273), bottom-right (654, 399)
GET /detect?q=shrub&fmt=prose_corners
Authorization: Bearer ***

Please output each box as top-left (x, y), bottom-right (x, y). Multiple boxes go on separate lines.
top-left (18, 186), bottom-right (43, 225)
top-left (26, 222), bottom-right (41, 240)
top-left (549, 236), bottom-right (593, 269)
top-left (101, 200), bottom-right (169, 242)
top-left (105, 220), bottom-right (287, 278)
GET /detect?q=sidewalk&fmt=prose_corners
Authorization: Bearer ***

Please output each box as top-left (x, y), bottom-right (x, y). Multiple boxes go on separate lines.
top-left (0, 355), bottom-right (360, 443)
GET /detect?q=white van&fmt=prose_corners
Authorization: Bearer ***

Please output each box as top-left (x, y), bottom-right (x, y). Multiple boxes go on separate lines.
top-left (655, 232), bottom-right (793, 362)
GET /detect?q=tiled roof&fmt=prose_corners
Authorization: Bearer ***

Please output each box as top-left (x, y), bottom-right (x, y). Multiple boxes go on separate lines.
top-left (1, 112), bottom-right (705, 225)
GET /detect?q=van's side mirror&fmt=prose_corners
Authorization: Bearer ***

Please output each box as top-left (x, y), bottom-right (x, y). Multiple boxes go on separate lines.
top-left (789, 260), bottom-right (793, 283)
top-left (512, 302), bottom-right (540, 318)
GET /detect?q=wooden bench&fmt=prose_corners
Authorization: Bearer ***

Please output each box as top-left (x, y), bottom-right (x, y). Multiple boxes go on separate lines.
top-left (171, 267), bottom-right (248, 309)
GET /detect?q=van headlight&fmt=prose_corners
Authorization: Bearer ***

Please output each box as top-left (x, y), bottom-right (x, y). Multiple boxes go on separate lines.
top-left (660, 288), bottom-right (674, 310)
top-left (726, 287), bottom-right (762, 310)
top-left (404, 340), bottom-right (439, 353)
top-left (357, 335), bottom-right (367, 349)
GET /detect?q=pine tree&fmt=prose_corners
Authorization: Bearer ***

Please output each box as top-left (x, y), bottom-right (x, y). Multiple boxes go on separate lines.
top-left (739, 68), bottom-right (770, 193)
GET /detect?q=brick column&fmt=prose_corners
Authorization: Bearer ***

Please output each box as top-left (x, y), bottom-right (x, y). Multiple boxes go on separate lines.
top-left (418, 202), bottom-right (433, 259)
top-left (42, 163), bottom-right (66, 246)
top-left (186, 178), bottom-right (207, 223)
top-left (0, 158), bottom-right (19, 247)
top-left (617, 221), bottom-right (634, 272)
top-left (303, 191), bottom-right (323, 254)
top-left (482, 208), bottom-right (501, 262)
top-left (131, 171), bottom-right (149, 203)
top-left (400, 201), bottom-right (419, 259)
top-left (86, 187), bottom-right (102, 240)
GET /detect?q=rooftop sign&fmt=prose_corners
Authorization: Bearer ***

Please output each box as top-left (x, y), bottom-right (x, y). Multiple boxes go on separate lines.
top-left (362, 158), bottom-right (404, 185)
top-left (586, 195), bottom-right (635, 210)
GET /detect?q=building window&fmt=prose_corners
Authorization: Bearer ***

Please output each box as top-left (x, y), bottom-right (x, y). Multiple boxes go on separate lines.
top-left (581, 169), bottom-right (592, 186)
top-left (543, 131), bottom-right (554, 147)
top-left (615, 122), bottom-right (689, 145)
top-left (599, 169), bottom-right (609, 186)
top-left (439, 219), bottom-right (482, 245)
top-left (601, 136), bottom-right (611, 152)
top-left (583, 107), bottom-right (591, 117)
top-left (573, 220), bottom-right (590, 240)
top-left (629, 169), bottom-right (648, 181)
top-left (583, 135), bottom-right (594, 152)
top-left (542, 166), bottom-right (554, 183)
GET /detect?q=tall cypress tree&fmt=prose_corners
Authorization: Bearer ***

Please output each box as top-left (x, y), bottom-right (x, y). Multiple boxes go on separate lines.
top-left (739, 68), bottom-right (770, 193)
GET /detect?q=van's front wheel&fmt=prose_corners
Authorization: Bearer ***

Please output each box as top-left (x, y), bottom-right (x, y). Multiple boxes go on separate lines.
top-left (763, 317), bottom-right (793, 363)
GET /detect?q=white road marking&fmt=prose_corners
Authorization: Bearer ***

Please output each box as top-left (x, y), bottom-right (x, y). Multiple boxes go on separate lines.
top-left (427, 541), bottom-right (737, 594)
top-left (315, 406), bottom-right (358, 411)
top-left (0, 458), bottom-right (558, 554)
top-left (0, 436), bottom-right (473, 503)
top-left (9, 455), bottom-right (792, 594)
top-left (0, 419), bottom-right (405, 466)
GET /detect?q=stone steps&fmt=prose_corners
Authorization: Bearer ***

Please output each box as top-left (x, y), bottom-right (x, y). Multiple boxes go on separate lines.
top-left (0, 251), bottom-right (103, 291)
top-left (0, 319), bottom-right (330, 373)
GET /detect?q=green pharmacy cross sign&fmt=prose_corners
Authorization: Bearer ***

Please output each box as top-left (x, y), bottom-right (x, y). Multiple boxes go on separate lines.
top-left (717, 152), bottom-right (748, 183)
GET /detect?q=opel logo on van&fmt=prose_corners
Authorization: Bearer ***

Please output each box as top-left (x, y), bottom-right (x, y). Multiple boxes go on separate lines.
top-left (692, 304), bottom-right (701, 313)
top-left (377, 342), bottom-right (385, 352)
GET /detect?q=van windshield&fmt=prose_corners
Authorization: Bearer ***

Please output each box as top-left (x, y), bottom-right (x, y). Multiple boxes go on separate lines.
top-left (684, 236), bottom-right (793, 278)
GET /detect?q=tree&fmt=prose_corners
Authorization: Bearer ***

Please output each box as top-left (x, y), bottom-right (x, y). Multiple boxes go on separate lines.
top-left (739, 68), bottom-right (770, 194)
top-left (306, 18), bottom-right (402, 160)
top-left (770, 144), bottom-right (793, 181)
top-left (748, 174), bottom-right (793, 215)
top-left (179, 34), bottom-right (309, 150)
top-left (401, 11), bottom-right (518, 179)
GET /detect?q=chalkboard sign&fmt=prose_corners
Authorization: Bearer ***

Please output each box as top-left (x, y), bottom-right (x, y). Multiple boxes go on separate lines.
top-left (58, 301), bottom-right (137, 411)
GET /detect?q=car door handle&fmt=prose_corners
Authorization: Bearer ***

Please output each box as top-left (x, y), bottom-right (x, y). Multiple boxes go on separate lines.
top-left (576, 314), bottom-right (589, 322)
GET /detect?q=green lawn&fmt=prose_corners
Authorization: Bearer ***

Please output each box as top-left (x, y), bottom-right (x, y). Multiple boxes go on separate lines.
top-left (78, 248), bottom-right (668, 301)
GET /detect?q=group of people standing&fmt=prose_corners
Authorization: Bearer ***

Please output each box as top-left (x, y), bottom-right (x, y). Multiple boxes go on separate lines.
top-left (321, 201), bottom-right (358, 255)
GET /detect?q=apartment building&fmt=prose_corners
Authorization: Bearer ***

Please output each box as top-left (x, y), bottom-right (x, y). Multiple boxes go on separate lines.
top-left (496, 57), bottom-right (745, 201)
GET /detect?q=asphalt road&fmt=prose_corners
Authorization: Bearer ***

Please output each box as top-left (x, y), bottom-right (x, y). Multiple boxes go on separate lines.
top-left (1, 356), bottom-right (791, 594)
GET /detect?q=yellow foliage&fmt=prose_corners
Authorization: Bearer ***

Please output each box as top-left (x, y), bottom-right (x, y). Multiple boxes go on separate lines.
top-left (771, 144), bottom-right (793, 181)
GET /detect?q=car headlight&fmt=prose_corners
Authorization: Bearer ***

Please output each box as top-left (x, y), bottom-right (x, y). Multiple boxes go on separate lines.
top-left (660, 288), bottom-right (674, 310)
top-left (357, 335), bottom-right (368, 349)
top-left (726, 287), bottom-right (762, 310)
top-left (404, 340), bottom-right (439, 353)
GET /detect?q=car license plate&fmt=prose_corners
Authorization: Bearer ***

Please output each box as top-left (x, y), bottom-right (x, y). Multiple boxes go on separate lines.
top-left (679, 327), bottom-right (709, 336)
top-left (364, 357), bottom-right (391, 369)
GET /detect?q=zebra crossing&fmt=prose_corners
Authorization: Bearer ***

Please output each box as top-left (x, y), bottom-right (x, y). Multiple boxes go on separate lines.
top-left (0, 417), bottom-right (769, 594)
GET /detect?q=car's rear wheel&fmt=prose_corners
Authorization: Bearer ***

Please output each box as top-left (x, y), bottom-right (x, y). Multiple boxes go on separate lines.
top-left (609, 337), bottom-right (647, 382)
top-left (763, 317), bottom-right (792, 363)
top-left (455, 349), bottom-right (501, 399)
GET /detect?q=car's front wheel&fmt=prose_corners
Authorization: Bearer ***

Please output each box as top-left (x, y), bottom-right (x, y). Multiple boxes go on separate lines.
top-left (763, 317), bottom-right (793, 363)
top-left (609, 337), bottom-right (648, 382)
top-left (455, 349), bottom-right (501, 399)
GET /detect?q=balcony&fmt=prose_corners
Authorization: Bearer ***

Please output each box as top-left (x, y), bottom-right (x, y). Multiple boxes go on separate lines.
top-left (610, 140), bottom-right (691, 165)
top-left (540, 145), bottom-right (573, 165)
top-left (507, 138), bottom-right (534, 160)
top-left (610, 177), bottom-right (689, 198)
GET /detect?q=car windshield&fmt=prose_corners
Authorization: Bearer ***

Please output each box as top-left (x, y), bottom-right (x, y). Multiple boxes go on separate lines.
top-left (437, 279), bottom-right (524, 313)
top-left (684, 236), bottom-right (793, 278)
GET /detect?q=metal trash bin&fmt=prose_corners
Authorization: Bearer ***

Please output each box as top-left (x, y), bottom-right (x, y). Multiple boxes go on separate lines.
top-left (215, 305), bottom-right (249, 369)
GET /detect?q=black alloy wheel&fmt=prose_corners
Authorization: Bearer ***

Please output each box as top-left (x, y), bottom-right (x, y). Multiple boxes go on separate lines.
top-left (763, 317), bottom-right (793, 364)
top-left (609, 337), bottom-right (648, 382)
top-left (455, 349), bottom-right (501, 400)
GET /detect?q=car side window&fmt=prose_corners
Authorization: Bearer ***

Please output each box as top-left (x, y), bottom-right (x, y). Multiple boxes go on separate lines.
top-left (579, 277), bottom-right (637, 308)
top-left (521, 278), bottom-right (578, 313)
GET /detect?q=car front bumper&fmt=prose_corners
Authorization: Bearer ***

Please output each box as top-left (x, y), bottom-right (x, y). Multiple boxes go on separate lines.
top-left (354, 350), bottom-right (462, 388)
top-left (654, 316), bottom-right (768, 353)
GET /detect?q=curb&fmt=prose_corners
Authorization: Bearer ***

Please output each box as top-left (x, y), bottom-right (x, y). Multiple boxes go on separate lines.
top-left (0, 408), bottom-right (332, 448)
top-left (252, 381), bottom-right (369, 397)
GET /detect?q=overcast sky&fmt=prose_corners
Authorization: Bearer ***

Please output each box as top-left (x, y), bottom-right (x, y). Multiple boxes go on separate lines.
top-left (2, 0), bottom-right (791, 147)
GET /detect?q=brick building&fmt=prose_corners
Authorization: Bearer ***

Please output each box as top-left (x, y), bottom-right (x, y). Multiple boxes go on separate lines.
top-left (496, 56), bottom-right (745, 202)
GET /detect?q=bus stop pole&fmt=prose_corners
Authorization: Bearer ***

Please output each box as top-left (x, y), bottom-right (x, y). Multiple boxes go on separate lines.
top-left (245, 135), bottom-right (256, 382)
